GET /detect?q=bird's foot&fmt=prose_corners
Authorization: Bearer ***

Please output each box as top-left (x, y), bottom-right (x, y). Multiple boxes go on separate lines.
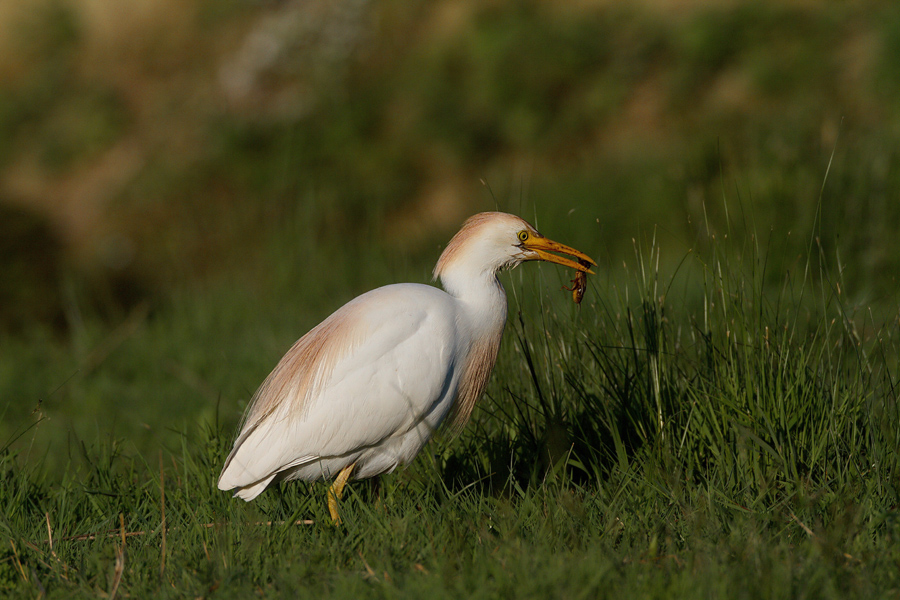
top-left (327, 463), bottom-right (356, 525)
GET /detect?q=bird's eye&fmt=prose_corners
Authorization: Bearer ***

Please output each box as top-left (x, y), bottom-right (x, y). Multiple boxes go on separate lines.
top-left (517, 230), bottom-right (529, 242)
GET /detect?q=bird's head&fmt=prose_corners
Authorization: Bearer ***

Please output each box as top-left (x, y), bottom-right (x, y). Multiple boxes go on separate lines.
top-left (434, 212), bottom-right (595, 286)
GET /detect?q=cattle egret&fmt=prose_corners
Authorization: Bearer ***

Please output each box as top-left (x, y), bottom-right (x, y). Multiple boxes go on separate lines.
top-left (218, 212), bottom-right (595, 522)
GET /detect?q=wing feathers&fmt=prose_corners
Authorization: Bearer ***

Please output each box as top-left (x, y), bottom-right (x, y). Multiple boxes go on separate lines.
top-left (218, 300), bottom-right (367, 490)
top-left (218, 285), bottom-right (460, 492)
top-left (245, 301), bottom-right (367, 426)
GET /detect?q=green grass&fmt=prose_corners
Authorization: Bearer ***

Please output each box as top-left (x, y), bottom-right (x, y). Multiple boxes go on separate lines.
top-left (1, 193), bottom-right (898, 598)
top-left (2, 2), bottom-right (899, 596)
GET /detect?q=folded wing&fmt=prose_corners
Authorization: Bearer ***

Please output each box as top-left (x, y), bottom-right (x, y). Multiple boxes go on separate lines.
top-left (217, 284), bottom-right (461, 495)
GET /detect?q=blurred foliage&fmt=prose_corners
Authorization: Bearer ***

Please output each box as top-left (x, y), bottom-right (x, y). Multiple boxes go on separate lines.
top-left (0, 0), bottom-right (899, 333)
top-left (0, 204), bottom-right (66, 332)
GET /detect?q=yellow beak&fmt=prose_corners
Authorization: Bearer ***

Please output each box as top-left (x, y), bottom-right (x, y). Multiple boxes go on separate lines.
top-left (523, 236), bottom-right (596, 274)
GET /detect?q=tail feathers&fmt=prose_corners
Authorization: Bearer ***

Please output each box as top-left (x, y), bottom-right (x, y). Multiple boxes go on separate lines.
top-left (217, 454), bottom-right (278, 499)
top-left (220, 473), bottom-right (278, 501)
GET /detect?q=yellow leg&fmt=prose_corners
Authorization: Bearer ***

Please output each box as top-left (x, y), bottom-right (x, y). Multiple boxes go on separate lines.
top-left (327, 463), bottom-right (356, 525)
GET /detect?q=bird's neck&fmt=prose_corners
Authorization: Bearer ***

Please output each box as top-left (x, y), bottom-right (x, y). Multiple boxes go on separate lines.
top-left (440, 269), bottom-right (508, 431)
top-left (439, 269), bottom-right (508, 334)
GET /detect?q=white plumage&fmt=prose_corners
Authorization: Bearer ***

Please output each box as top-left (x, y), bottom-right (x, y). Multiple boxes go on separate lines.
top-left (217, 212), bottom-right (594, 521)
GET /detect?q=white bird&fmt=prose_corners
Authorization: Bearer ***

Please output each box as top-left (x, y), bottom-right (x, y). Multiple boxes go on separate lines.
top-left (217, 212), bottom-right (595, 522)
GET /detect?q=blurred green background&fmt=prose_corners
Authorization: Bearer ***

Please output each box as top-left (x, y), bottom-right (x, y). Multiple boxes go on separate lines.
top-left (1, 0), bottom-right (899, 458)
